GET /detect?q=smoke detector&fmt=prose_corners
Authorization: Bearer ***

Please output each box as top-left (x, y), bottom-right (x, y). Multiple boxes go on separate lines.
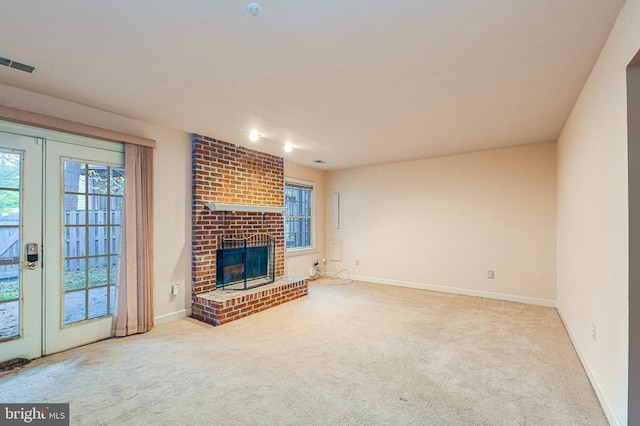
top-left (247, 3), bottom-right (262, 15)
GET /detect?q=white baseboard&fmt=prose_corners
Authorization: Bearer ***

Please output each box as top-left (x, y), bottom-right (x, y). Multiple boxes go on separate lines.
top-left (154, 309), bottom-right (189, 325)
top-left (556, 307), bottom-right (622, 426)
top-left (331, 273), bottom-right (557, 308)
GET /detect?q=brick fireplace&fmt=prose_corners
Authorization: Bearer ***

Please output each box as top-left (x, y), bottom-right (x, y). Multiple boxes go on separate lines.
top-left (191, 134), bottom-right (307, 326)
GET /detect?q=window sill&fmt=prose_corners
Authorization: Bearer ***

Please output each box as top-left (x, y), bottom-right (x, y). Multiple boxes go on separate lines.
top-left (285, 247), bottom-right (318, 258)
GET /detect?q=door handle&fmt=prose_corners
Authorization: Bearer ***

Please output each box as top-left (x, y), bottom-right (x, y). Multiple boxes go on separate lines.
top-left (20, 262), bottom-right (38, 270)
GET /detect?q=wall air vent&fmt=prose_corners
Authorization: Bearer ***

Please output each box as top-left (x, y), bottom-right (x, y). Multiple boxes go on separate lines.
top-left (0, 56), bottom-right (35, 74)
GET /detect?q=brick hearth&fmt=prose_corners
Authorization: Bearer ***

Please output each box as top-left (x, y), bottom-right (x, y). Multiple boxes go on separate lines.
top-left (192, 278), bottom-right (308, 326)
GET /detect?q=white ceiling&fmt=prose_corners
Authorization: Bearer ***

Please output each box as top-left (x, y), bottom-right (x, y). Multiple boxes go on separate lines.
top-left (0, 1), bottom-right (626, 170)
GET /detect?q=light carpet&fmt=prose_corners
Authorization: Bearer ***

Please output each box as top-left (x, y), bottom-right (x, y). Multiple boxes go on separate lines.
top-left (0, 279), bottom-right (607, 425)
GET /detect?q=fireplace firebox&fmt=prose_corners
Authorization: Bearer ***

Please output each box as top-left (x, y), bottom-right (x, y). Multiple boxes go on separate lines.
top-left (216, 234), bottom-right (275, 290)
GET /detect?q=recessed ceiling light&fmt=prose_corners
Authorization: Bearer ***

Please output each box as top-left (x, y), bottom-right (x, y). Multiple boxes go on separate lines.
top-left (284, 142), bottom-right (294, 153)
top-left (249, 130), bottom-right (261, 142)
top-left (247, 2), bottom-right (262, 15)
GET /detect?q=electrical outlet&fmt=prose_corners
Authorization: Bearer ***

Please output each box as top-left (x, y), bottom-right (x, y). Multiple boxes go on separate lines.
top-left (355, 259), bottom-right (360, 266)
top-left (487, 270), bottom-right (495, 279)
top-left (592, 323), bottom-right (597, 342)
top-left (172, 284), bottom-right (179, 296)
top-left (321, 258), bottom-right (326, 263)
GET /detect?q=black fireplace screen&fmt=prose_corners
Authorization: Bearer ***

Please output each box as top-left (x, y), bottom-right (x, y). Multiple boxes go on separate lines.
top-left (216, 234), bottom-right (275, 290)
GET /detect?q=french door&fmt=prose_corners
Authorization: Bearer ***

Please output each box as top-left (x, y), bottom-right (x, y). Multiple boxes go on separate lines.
top-left (0, 123), bottom-right (124, 362)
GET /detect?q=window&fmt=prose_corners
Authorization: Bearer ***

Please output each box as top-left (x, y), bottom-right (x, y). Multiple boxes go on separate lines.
top-left (285, 181), bottom-right (314, 250)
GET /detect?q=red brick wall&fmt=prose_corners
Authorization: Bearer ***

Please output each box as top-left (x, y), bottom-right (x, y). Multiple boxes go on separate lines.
top-left (192, 134), bottom-right (285, 297)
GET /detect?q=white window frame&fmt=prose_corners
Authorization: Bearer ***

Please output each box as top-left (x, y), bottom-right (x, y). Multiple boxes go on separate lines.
top-left (284, 177), bottom-right (316, 254)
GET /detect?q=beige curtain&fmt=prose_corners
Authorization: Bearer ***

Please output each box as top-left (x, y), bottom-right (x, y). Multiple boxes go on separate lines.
top-left (112, 143), bottom-right (154, 337)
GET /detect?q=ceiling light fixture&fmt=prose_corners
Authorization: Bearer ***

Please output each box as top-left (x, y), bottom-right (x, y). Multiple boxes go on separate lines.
top-left (284, 142), bottom-right (294, 153)
top-left (247, 2), bottom-right (262, 15)
top-left (249, 130), bottom-right (261, 142)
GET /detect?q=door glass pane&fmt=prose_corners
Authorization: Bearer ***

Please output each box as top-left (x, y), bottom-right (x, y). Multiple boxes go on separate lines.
top-left (110, 227), bottom-right (121, 254)
top-left (64, 259), bottom-right (85, 292)
top-left (63, 160), bottom-right (123, 325)
top-left (88, 227), bottom-right (108, 256)
top-left (88, 257), bottom-right (108, 288)
top-left (110, 167), bottom-right (125, 195)
top-left (64, 226), bottom-right (86, 258)
top-left (109, 256), bottom-right (119, 285)
top-left (87, 164), bottom-right (108, 194)
top-left (0, 152), bottom-right (20, 189)
top-left (0, 226), bottom-right (19, 263)
top-left (0, 191), bottom-right (19, 216)
top-left (64, 290), bottom-right (86, 324)
top-left (0, 151), bottom-right (21, 340)
top-left (87, 196), bottom-right (108, 223)
top-left (111, 198), bottom-right (123, 224)
top-left (0, 264), bottom-right (20, 339)
top-left (64, 195), bottom-right (85, 225)
top-left (109, 286), bottom-right (116, 314)
top-left (0, 265), bottom-right (19, 300)
top-left (64, 161), bottom-right (85, 193)
top-left (88, 287), bottom-right (108, 319)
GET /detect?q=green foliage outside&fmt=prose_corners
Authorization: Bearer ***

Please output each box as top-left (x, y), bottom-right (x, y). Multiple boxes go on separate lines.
top-left (86, 168), bottom-right (125, 195)
top-left (0, 280), bottom-right (18, 301)
top-left (0, 153), bottom-right (20, 213)
top-left (0, 191), bottom-right (18, 213)
top-left (64, 267), bottom-right (117, 292)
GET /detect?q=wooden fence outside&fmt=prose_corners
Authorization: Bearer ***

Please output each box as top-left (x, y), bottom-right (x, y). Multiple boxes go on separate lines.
top-left (0, 210), bottom-right (121, 280)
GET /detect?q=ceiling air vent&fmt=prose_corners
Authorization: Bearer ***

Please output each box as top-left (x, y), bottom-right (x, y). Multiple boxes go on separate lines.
top-left (0, 56), bottom-right (35, 74)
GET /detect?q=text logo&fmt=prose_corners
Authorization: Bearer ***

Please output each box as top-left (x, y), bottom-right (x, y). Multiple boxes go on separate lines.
top-left (1, 404), bottom-right (69, 425)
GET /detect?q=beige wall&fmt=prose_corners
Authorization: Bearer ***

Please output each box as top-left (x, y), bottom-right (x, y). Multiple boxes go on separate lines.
top-left (326, 143), bottom-right (557, 304)
top-left (556, 0), bottom-right (639, 423)
top-left (0, 83), bottom-right (193, 323)
top-left (284, 160), bottom-right (327, 279)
